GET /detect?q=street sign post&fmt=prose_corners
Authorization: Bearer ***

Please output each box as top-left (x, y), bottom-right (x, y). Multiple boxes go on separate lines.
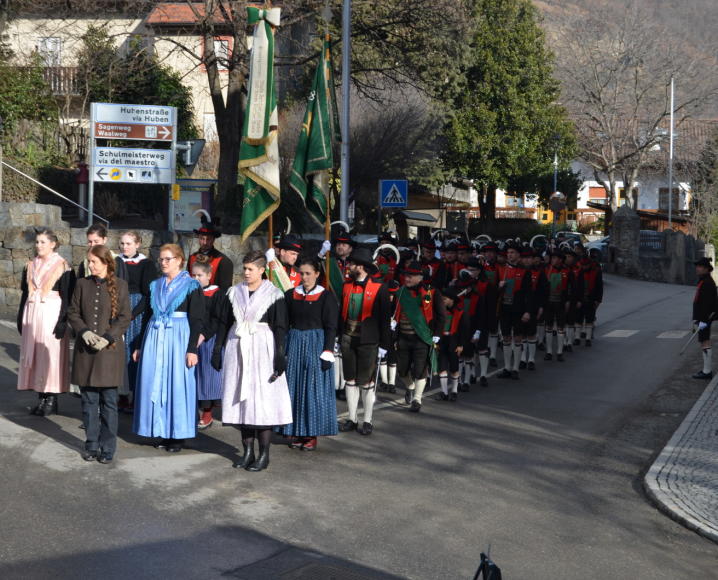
top-left (88, 102), bottom-right (178, 229)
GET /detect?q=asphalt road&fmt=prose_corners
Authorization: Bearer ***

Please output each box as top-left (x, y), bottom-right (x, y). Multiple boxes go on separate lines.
top-left (0, 274), bottom-right (716, 579)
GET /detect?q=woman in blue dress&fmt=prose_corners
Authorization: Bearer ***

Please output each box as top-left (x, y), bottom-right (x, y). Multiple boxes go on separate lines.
top-left (132, 243), bottom-right (204, 453)
top-left (280, 257), bottom-right (339, 450)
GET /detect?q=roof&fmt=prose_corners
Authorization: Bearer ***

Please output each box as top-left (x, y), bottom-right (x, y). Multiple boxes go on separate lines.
top-left (145, 3), bottom-right (226, 27)
top-left (393, 210), bottom-right (437, 223)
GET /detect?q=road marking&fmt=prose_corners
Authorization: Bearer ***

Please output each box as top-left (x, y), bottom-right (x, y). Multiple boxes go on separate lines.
top-left (337, 367), bottom-right (503, 419)
top-left (657, 330), bottom-right (690, 339)
top-left (602, 330), bottom-right (639, 338)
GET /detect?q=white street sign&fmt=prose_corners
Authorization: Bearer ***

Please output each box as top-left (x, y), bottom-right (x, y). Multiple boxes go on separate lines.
top-left (92, 147), bottom-right (174, 184)
top-left (93, 103), bottom-right (175, 126)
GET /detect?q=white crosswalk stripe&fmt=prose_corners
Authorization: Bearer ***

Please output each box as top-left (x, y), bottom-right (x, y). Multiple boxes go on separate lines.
top-left (603, 330), bottom-right (639, 338)
top-left (657, 330), bottom-right (690, 339)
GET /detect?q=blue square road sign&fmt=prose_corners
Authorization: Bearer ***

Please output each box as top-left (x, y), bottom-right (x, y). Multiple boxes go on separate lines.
top-left (379, 179), bottom-right (408, 208)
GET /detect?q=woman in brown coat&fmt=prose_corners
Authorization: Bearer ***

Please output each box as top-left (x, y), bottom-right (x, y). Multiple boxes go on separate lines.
top-left (68, 245), bottom-right (131, 463)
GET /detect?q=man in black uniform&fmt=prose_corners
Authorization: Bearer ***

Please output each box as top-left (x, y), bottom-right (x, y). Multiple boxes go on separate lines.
top-left (692, 257), bottom-right (717, 379)
top-left (338, 248), bottom-right (391, 434)
top-left (392, 261), bottom-right (446, 412)
top-left (188, 221), bottom-right (234, 290)
top-left (497, 245), bottom-right (532, 379)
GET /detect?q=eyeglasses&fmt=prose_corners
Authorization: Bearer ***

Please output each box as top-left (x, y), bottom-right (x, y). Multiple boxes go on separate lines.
top-left (158, 257), bottom-right (177, 263)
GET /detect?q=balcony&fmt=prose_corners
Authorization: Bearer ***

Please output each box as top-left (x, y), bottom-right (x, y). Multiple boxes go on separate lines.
top-left (42, 66), bottom-right (81, 96)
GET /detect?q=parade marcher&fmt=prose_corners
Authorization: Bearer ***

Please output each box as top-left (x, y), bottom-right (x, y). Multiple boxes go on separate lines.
top-left (321, 234), bottom-right (355, 400)
top-left (280, 257), bottom-right (339, 451)
top-left (214, 251), bottom-right (292, 471)
top-left (481, 242), bottom-right (501, 366)
top-left (692, 257), bottom-right (717, 380)
top-left (393, 261), bottom-right (446, 412)
top-left (577, 256), bottom-right (603, 346)
top-left (436, 287), bottom-right (470, 401)
top-left (467, 259), bottom-right (498, 387)
top-left (17, 229), bottom-right (75, 416)
top-left (543, 251), bottom-right (571, 362)
top-left (536, 251), bottom-right (549, 350)
top-left (133, 244), bottom-right (204, 453)
top-left (118, 230), bottom-right (157, 412)
top-left (191, 260), bottom-right (224, 430)
top-left (266, 234), bottom-right (303, 289)
top-left (187, 219), bottom-right (234, 290)
top-left (419, 240), bottom-right (442, 287)
top-left (77, 224), bottom-right (129, 282)
top-left (436, 238), bottom-right (461, 287)
top-left (375, 232), bottom-right (400, 283)
top-left (496, 245), bottom-right (532, 379)
top-left (373, 265), bottom-right (399, 394)
top-left (338, 248), bottom-right (391, 435)
top-left (519, 248), bottom-right (546, 370)
top-left (564, 251), bottom-right (582, 351)
top-left (68, 245), bottom-right (131, 463)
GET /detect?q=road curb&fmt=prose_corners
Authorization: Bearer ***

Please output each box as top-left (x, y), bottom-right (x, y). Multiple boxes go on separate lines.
top-left (644, 372), bottom-right (718, 543)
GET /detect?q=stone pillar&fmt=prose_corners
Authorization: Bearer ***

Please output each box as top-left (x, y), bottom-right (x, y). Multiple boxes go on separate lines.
top-left (609, 205), bottom-right (641, 277)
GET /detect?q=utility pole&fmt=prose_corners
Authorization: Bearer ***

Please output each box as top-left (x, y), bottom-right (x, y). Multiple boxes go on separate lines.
top-left (339, 0), bottom-right (351, 226)
top-left (667, 75), bottom-right (675, 230)
top-left (0, 115), bottom-right (3, 203)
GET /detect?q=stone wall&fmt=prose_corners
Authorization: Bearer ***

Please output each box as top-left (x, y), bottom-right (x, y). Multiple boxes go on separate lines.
top-left (0, 202), bottom-right (265, 318)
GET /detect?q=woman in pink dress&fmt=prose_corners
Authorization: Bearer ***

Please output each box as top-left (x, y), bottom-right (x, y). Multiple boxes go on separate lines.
top-left (17, 229), bottom-right (76, 415)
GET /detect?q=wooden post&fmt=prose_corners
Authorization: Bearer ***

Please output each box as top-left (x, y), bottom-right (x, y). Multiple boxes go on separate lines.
top-left (268, 213), bottom-right (274, 248)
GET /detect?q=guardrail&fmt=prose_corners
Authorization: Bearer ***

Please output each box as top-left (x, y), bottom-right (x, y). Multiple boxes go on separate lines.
top-left (1, 160), bottom-right (108, 227)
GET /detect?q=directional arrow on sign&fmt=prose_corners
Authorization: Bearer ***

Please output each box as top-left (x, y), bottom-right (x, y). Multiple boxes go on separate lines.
top-left (159, 126), bottom-right (172, 139)
top-left (96, 168), bottom-right (107, 180)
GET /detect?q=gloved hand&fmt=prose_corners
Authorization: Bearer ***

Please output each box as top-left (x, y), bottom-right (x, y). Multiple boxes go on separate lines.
top-left (93, 336), bottom-right (110, 351)
top-left (53, 321), bottom-right (67, 340)
top-left (320, 350), bottom-right (335, 371)
top-left (274, 352), bottom-right (286, 376)
top-left (472, 330), bottom-right (481, 342)
top-left (211, 349), bottom-right (223, 372)
top-left (378, 347), bottom-right (388, 358)
top-left (432, 336), bottom-right (440, 344)
top-left (699, 321), bottom-right (709, 331)
top-left (265, 248), bottom-right (276, 263)
top-left (81, 330), bottom-right (102, 348)
top-left (318, 240), bottom-right (332, 258)
top-left (435, 239), bottom-right (442, 248)
top-left (390, 319), bottom-right (397, 332)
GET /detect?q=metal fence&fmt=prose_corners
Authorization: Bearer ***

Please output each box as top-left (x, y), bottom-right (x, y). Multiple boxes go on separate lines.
top-left (639, 230), bottom-right (665, 251)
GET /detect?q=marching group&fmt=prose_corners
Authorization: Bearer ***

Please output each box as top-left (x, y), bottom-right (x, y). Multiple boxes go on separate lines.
top-left (15, 222), bottom-right (604, 471)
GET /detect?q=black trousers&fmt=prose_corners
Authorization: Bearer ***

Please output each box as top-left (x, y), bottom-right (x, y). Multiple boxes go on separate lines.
top-left (580, 303), bottom-right (597, 324)
top-left (341, 334), bottom-right (378, 386)
top-left (80, 387), bottom-right (118, 456)
top-left (438, 341), bottom-right (460, 373)
top-left (397, 333), bottom-right (430, 379)
top-left (544, 302), bottom-right (566, 329)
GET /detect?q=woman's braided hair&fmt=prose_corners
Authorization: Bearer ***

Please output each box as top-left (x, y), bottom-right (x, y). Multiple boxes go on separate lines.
top-left (88, 245), bottom-right (118, 319)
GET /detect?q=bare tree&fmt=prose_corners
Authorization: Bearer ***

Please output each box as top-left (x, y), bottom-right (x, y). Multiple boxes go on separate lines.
top-left (552, 1), bottom-right (718, 224)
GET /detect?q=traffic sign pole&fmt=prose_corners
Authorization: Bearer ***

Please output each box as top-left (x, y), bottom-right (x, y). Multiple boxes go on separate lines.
top-left (88, 104), bottom-right (95, 227)
top-left (169, 107), bottom-right (177, 233)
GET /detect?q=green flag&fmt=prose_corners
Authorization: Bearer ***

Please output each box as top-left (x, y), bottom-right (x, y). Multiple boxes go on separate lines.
top-left (289, 35), bottom-right (339, 226)
top-left (240, 6), bottom-right (281, 242)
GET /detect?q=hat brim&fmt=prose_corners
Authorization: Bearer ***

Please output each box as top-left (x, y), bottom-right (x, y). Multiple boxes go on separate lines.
top-left (194, 229), bottom-right (221, 238)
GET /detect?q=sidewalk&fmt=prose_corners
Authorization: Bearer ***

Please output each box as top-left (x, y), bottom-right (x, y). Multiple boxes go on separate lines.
top-left (645, 374), bottom-right (718, 543)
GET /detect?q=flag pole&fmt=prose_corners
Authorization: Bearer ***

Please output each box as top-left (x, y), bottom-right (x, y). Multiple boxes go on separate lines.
top-left (268, 214), bottom-right (274, 248)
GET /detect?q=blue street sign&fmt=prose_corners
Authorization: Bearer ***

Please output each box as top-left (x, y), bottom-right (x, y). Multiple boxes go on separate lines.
top-left (379, 179), bottom-right (408, 208)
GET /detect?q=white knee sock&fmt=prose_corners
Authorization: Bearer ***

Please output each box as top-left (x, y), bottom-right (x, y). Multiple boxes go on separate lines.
top-left (512, 343), bottom-right (522, 371)
top-left (521, 340), bottom-right (528, 362)
top-left (466, 360), bottom-right (475, 380)
top-left (537, 323), bottom-right (545, 344)
top-left (557, 331), bottom-right (565, 354)
top-left (413, 378), bottom-right (427, 403)
top-left (449, 375), bottom-right (459, 393)
top-left (546, 331), bottom-right (553, 354)
top-left (458, 359), bottom-right (466, 382)
top-left (566, 326), bottom-right (573, 345)
top-left (440, 374), bottom-right (448, 394)
top-left (346, 384), bottom-right (359, 422)
top-left (703, 348), bottom-right (712, 374)
top-left (528, 340), bottom-right (537, 362)
top-left (379, 361), bottom-right (387, 384)
top-left (404, 376), bottom-right (415, 393)
top-left (502, 344), bottom-right (513, 371)
top-left (489, 334), bottom-right (498, 359)
top-left (479, 353), bottom-right (489, 377)
top-left (361, 388), bottom-right (376, 424)
top-left (388, 364), bottom-right (397, 386)
top-left (586, 325), bottom-right (593, 340)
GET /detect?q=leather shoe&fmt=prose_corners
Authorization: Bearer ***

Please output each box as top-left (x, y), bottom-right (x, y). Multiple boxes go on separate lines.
top-left (233, 446), bottom-right (255, 469)
top-left (557, 353), bottom-right (565, 362)
top-left (511, 370), bottom-right (519, 380)
top-left (246, 453), bottom-right (269, 472)
top-left (81, 450), bottom-right (98, 461)
top-left (544, 353), bottom-right (552, 361)
top-left (153, 439), bottom-right (169, 449)
top-left (528, 361), bottom-right (536, 370)
top-left (404, 389), bottom-right (414, 404)
top-left (497, 369), bottom-right (511, 379)
top-left (358, 422), bottom-right (373, 436)
top-left (435, 392), bottom-right (449, 401)
top-left (301, 437), bottom-right (317, 451)
top-left (97, 453), bottom-right (113, 464)
top-left (338, 419), bottom-right (357, 432)
top-left (409, 400), bottom-right (421, 413)
top-left (336, 389), bottom-right (346, 401)
top-left (489, 358), bottom-right (498, 367)
top-left (448, 392), bottom-right (458, 402)
top-left (479, 376), bottom-right (488, 387)
top-left (692, 370), bottom-right (713, 380)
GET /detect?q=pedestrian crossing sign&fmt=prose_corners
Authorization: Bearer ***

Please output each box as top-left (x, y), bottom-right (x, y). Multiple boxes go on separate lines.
top-left (379, 179), bottom-right (408, 208)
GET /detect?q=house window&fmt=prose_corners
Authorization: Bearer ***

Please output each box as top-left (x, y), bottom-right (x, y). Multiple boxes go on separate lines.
top-left (658, 188), bottom-right (681, 211)
top-left (541, 213), bottom-right (548, 221)
top-left (568, 212), bottom-right (576, 220)
top-left (204, 37), bottom-right (232, 71)
top-left (37, 37), bottom-right (62, 66)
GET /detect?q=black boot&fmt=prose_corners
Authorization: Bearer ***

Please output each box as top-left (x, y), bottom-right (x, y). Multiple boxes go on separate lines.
top-left (30, 393), bottom-right (46, 415)
top-left (233, 443), bottom-right (256, 468)
top-left (40, 394), bottom-right (58, 416)
top-left (247, 429), bottom-right (270, 472)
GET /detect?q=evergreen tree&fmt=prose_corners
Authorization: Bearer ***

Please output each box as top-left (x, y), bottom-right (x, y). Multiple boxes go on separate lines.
top-left (443, 0), bottom-right (575, 221)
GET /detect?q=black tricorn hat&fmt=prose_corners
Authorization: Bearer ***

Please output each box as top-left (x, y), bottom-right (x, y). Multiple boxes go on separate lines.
top-left (333, 234), bottom-right (357, 247)
top-left (402, 260), bottom-right (425, 276)
top-left (696, 257), bottom-right (714, 271)
top-left (275, 234), bottom-right (303, 252)
top-left (347, 247), bottom-right (374, 268)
